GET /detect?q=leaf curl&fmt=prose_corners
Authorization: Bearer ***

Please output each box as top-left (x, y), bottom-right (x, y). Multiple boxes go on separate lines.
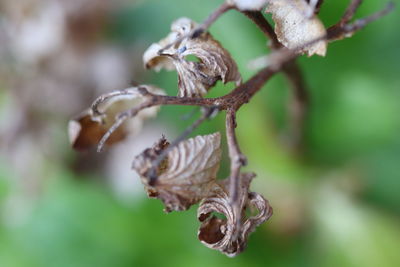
top-left (143, 17), bottom-right (241, 97)
top-left (197, 173), bottom-right (273, 257)
top-left (132, 132), bottom-right (222, 212)
top-left (68, 85), bottom-right (164, 150)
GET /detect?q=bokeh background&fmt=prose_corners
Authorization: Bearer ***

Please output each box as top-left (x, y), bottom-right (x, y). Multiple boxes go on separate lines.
top-left (0, 0), bottom-right (399, 266)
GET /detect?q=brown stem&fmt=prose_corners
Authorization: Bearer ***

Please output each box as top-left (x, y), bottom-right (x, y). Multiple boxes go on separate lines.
top-left (160, 2), bottom-right (233, 53)
top-left (193, 1), bottom-right (234, 37)
top-left (95, 65), bottom-right (275, 151)
top-left (96, 1), bottom-right (394, 153)
top-left (342, 0), bottom-right (363, 25)
top-left (91, 88), bottom-right (144, 116)
top-left (327, 1), bottom-right (394, 41)
top-left (282, 61), bottom-right (308, 152)
top-left (240, 11), bottom-right (281, 49)
top-left (225, 109), bottom-right (247, 238)
top-left (226, 109), bottom-right (247, 204)
top-left (240, 11), bottom-right (309, 151)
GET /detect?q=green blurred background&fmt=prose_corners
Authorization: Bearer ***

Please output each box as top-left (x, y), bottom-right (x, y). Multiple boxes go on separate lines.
top-left (0, 0), bottom-right (399, 266)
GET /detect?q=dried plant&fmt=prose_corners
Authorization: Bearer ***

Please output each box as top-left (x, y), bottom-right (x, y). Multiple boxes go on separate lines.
top-left (68, 0), bottom-right (394, 257)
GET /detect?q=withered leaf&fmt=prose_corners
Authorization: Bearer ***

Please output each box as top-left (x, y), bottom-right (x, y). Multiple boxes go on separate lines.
top-left (266, 0), bottom-right (328, 56)
top-left (143, 17), bottom-right (241, 97)
top-left (68, 85), bottom-right (164, 150)
top-left (198, 173), bottom-right (273, 257)
top-left (132, 132), bottom-right (222, 212)
top-left (228, 0), bottom-right (268, 11)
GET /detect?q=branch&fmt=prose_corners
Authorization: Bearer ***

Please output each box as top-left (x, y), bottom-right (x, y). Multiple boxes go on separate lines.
top-left (239, 11), bottom-right (309, 151)
top-left (327, 1), bottom-right (395, 41)
top-left (159, 1), bottom-right (234, 53)
top-left (94, 65), bottom-right (276, 152)
top-left (226, 109), bottom-right (247, 202)
top-left (341, 0), bottom-right (363, 25)
top-left (91, 87), bottom-right (149, 116)
top-left (225, 109), bottom-right (247, 238)
top-left (240, 11), bottom-right (281, 49)
top-left (95, 1), bottom-right (394, 154)
top-left (282, 62), bottom-right (308, 151)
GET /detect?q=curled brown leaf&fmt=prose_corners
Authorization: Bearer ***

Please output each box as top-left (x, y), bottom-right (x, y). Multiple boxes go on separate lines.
top-left (143, 17), bottom-right (241, 97)
top-left (197, 173), bottom-right (273, 257)
top-left (132, 132), bottom-right (222, 212)
top-left (68, 85), bottom-right (164, 150)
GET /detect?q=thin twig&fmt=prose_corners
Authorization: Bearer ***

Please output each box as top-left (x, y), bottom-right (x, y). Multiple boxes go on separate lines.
top-left (341, 0), bottom-right (363, 25)
top-left (343, 2), bottom-right (395, 33)
top-left (327, 1), bottom-right (394, 41)
top-left (226, 109), bottom-right (247, 204)
top-left (282, 61), bottom-right (308, 152)
top-left (159, 2), bottom-right (233, 53)
top-left (240, 11), bottom-right (281, 49)
top-left (225, 109), bottom-right (247, 239)
top-left (96, 101), bottom-right (154, 152)
top-left (91, 88), bottom-right (142, 116)
top-left (240, 11), bottom-right (308, 151)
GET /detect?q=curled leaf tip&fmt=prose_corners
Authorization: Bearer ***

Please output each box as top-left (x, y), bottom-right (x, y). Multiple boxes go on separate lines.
top-left (198, 173), bottom-right (273, 257)
top-left (68, 85), bottom-right (164, 151)
top-left (143, 17), bottom-right (241, 97)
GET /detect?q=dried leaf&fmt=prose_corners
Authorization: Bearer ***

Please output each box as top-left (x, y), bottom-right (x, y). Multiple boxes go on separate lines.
top-left (198, 173), bottom-right (273, 257)
top-left (266, 0), bottom-right (328, 56)
top-left (68, 85), bottom-right (164, 150)
top-left (132, 133), bottom-right (222, 212)
top-left (142, 35), bottom-right (176, 72)
top-left (228, 0), bottom-right (268, 11)
top-left (143, 17), bottom-right (241, 97)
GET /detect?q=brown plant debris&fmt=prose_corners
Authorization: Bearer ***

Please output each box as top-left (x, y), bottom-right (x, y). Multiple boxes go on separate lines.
top-left (69, 0), bottom-right (393, 257)
top-left (143, 17), bottom-right (241, 97)
top-left (132, 133), bottom-right (222, 212)
top-left (68, 85), bottom-right (164, 150)
top-left (266, 0), bottom-right (328, 56)
top-left (198, 173), bottom-right (273, 257)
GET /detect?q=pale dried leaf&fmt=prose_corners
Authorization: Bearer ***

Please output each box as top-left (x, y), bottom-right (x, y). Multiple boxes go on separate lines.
top-left (143, 17), bottom-right (241, 97)
top-left (198, 173), bottom-right (273, 257)
top-left (132, 133), bottom-right (222, 212)
top-left (142, 36), bottom-right (176, 72)
top-left (68, 85), bottom-right (164, 150)
top-left (228, 0), bottom-right (268, 11)
top-left (266, 0), bottom-right (328, 56)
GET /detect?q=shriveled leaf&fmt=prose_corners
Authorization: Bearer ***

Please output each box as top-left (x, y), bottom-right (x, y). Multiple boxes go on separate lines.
top-left (132, 132), bottom-right (222, 212)
top-left (228, 0), bottom-right (268, 11)
top-left (143, 17), bottom-right (241, 97)
top-left (68, 85), bottom-right (164, 150)
top-left (266, 0), bottom-right (328, 56)
top-left (198, 173), bottom-right (273, 257)
top-left (142, 34), bottom-right (177, 72)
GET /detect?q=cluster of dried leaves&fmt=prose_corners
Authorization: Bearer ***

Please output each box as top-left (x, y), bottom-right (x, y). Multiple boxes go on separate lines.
top-left (68, 0), bottom-right (393, 257)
